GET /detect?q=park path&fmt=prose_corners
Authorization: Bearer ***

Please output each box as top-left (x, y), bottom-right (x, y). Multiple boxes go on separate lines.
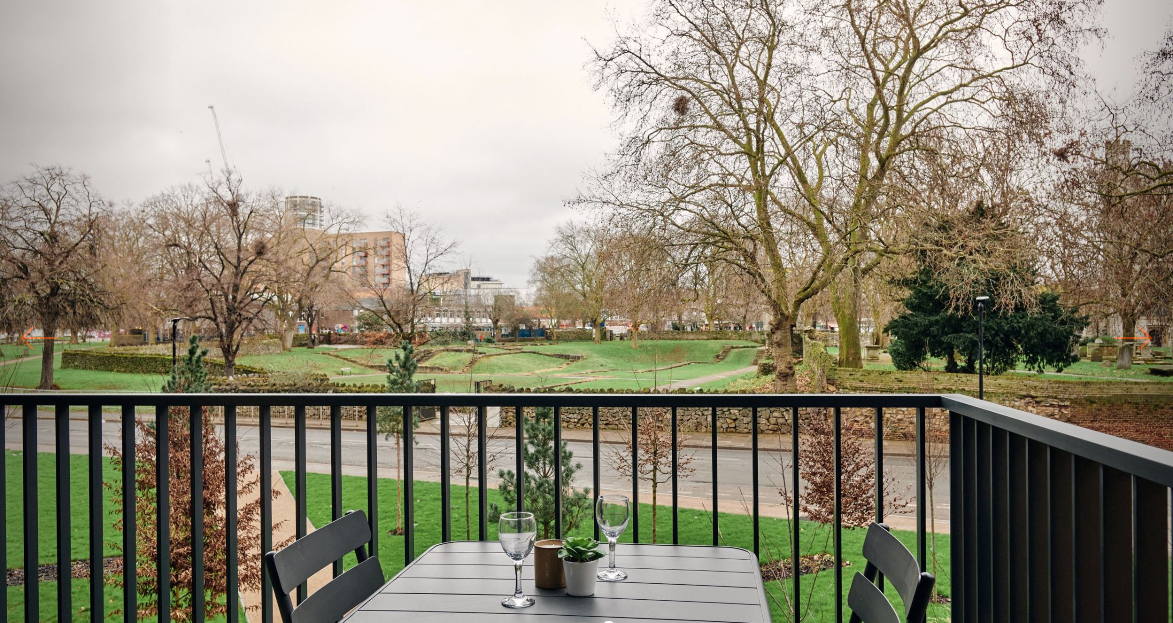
top-left (239, 470), bottom-right (332, 623)
top-left (0, 354), bottom-right (37, 366)
top-left (654, 366), bottom-right (757, 391)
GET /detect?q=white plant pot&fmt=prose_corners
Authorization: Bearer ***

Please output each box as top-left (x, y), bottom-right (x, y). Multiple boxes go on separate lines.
top-left (562, 559), bottom-right (600, 596)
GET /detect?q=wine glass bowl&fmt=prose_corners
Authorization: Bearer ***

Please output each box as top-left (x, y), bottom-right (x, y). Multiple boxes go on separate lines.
top-left (596, 494), bottom-right (630, 582)
top-left (498, 512), bottom-right (537, 608)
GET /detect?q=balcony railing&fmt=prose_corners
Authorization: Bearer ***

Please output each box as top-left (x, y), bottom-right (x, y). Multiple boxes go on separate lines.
top-left (3, 392), bottom-right (1171, 622)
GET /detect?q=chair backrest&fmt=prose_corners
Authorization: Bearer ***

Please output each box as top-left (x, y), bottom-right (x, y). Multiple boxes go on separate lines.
top-left (264, 510), bottom-right (385, 623)
top-left (848, 522), bottom-right (935, 623)
top-left (847, 573), bottom-right (901, 623)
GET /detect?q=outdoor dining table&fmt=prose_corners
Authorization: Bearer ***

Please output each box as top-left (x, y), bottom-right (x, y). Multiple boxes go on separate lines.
top-left (342, 541), bottom-right (772, 622)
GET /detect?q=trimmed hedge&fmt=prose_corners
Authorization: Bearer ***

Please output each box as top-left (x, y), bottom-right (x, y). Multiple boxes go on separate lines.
top-left (62, 349), bottom-right (266, 376)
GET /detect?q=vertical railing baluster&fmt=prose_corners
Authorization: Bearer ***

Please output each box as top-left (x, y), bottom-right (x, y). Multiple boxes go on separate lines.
top-left (156, 404), bottom-right (171, 623)
top-left (191, 404), bottom-right (204, 623)
top-left (520, 406), bottom-right (528, 516)
top-left (671, 406), bottom-right (678, 545)
top-left (225, 405), bottom-right (238, 623)
top-left (404, 405), bottom-right (416, 563)
top-left (976, 422), bottom-right (992, 623)
top-left (833, 406), bottom-right (842, 623)
top-left (752, 407), bottom-right (759, 558)
top-left (478, 404), bottom-right (488, 541)
top-left (121, 404), bottom-right (137, 622)
top-left (1101, 466), bottom-right (1132, 618)
top-left (55, 403), bottom-right (71, 620)
top-left (874, 406), bottom-right (884, 592)
top-left (1, 403), bottom-right (8, 618)
top-left (963, 418), bottom-right (978, 622)
top-left (791, 406), bottom-right (800, 623)
top-left (440, 404), bottom-right (451, 542)
top-left (991, 428), bottom-right (1009, 622)
top-left (23, 402), bottom-right (38, 623)
top-left (88, 403), bottom-right (103, 622)
top-left (1008, 433), bottom-right (1029, 621)
top-left (553, 405), bottom-right (562, 539)
top-left (1049, 449), bottom-right (1074, 623)
top-left (592, 406), bottom-right (600, 541)
top-left (366, 404), bottom-right (378, 558)
top-left (1074, 455), bottom-right (1097, 619)
top-left (330, 404), bottom-right (342, 577)
top-left (260, 404), bottom-right (272, 623)
top-left (711, 406), bottom-right (718, 547)
top-left (1026, 439), bottom-right (1049, 623)
top-left (294, 404), bottom-right (307, 603)
top-left (915, 406), bottom-right (926, 572)
top-left (632, 406), bottom-right (639, 544)
top-left (1132, 478), bottom-right (1168, 621)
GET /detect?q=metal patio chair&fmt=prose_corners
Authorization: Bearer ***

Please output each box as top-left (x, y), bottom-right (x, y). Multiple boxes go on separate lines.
top-left (265, 510), bottom-right (385, 623)
top-left (847, 522), bottom-right (935, 623)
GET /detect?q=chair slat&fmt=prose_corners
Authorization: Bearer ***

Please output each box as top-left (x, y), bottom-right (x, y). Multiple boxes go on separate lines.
top-left (292, 557), bottom-right (385, 623)
top-left (847, 574), bottom-right (901, 623)
top-left (270, 511), bottom-right (374, 594)
top-left (860, 522), bottom-right (921, 614)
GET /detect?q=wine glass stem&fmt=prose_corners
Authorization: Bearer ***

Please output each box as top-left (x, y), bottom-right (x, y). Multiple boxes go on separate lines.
top-left (608, 538), bottom-right (617, 570)
top-left (514, 560), bottom-right (523, 598)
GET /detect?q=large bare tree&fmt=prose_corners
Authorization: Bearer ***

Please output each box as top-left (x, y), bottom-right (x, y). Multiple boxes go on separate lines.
top-left (603, 225), bottom-right (676, 348)
top-left (0, 165), bottom-right (110, 388)
top-left (148, 176), bottom-right (280, 376)
top-left (351, 206), bottom-right (459, 336)
top-left (543, 222), bottom-right (610, 342)
top-left (266, 201), bottom-right (362, 350)
top-left (583, 0), bottom-right (1098, 388)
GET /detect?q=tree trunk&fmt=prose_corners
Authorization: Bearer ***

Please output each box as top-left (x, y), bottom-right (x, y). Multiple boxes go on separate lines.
top-left (831, 267), bottom-right (863, 368)
top-left (146, 325), bottom-right (156, 345)
top-left (650, 477), bottom-right (658, 544)
top-left (281, 325), bottom-right (295, 351)
top-left (465, 470), bottom-right (472, 541)
top-left (109, 325), bottom-right (119, 348)
top-left (1118, 314), bottom-right (1137, 370)
top-left (592, 318), bottom-right (601, 343)
top-left (631, 317), bottom-right (640, 349)
top-left (768, 315), bottom-right (796, 392)
top-left (38, 323), bottom-right (56, 390)
top-left (69, 330), bottom-right (79, 345)
top-left (395, 433), bottom-right (404, 533)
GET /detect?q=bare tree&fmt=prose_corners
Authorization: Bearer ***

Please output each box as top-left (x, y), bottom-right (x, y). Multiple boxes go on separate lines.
top-left (147, 176), bottom-right (280, 376)
top-left (583, 0), bottom-right (1099, 387)
top-left (608, 408), bottom-right (695, 544)
top-left (351, 206), bottom-right (459, 336)
top-left (0, 165), bottom-right (111, 388)
top-left (266, 200), bottom-right (362, 350)
top-left (544, 222), bottom-right (610, 342)
top-left (603, 226), bottom-right (676, 348)
top-left (529, 254), bottom-right (578, 329)
top-left (100, 206), bottom-right (169, 346)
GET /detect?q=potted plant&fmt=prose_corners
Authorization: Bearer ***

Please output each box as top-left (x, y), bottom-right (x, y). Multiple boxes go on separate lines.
top-left (558, 536), bottom-right (606, 596)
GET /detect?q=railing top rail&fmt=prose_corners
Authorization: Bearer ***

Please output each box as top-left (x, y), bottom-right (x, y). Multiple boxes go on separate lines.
top-left (942, 393), bottom-right (1173, 488)
top-left (0, 391), bottom-right (944, 409)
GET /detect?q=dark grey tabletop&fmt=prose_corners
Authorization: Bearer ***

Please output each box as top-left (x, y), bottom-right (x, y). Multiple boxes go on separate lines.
top-left (343, 541), bottom-right (771, 622)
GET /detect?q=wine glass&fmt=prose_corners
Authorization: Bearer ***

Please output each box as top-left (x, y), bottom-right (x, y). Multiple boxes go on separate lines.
top-left (596, 494), bottom-right (630, 581)
top-left (498, 511), bottom-right (537, 608)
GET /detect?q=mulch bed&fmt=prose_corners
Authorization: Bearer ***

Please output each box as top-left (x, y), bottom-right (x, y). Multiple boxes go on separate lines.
top-left (759, 554), bottom-right (850, 580)
top-left (7, 557), bottom-right (124, 586)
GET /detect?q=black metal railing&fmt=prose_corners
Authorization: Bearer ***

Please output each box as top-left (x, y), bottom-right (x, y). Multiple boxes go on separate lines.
top-left (3, 392), bottom-right (1171, 622)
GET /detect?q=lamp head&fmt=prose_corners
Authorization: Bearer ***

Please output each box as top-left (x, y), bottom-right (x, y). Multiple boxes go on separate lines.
top-left (975, 296), bottom-right (990, 303)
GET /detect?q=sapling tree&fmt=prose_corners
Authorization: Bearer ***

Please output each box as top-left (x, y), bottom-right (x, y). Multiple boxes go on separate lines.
top-left (377, 340), bottom-right (422, 535)
top-left (106, 335), bottom-right (285, 620)
top-left (608, 408), bottom-right (695, 543)
top-left (490, 407), bottom-right (592, 539)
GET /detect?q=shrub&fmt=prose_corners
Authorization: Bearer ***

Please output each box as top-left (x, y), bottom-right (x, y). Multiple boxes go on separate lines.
top-left (62, 349), bottom-right (266, 376)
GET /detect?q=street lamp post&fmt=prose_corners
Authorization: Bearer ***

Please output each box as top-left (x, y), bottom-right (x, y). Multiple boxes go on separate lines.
top-left (169, 317), bottom-right (188, 369)
top-left (976, 297), bottom-right (989, 400)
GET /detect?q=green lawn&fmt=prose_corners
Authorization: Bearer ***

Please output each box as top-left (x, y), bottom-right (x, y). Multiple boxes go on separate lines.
top-left (1, 354), bottom-right (165, 391)
top-left (472, 352), bottom-right (567, 375)
top-left (0, 340), bottom-right (107, 361)
top-left (425, 351), bottom-right (474, 371)
top-left (282, 471), bottom-right (951, 622)
top-left (237, 348), bottom-right (353, 375)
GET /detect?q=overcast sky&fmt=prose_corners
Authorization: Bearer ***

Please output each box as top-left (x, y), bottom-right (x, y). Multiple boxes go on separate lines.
top-left (2, 1), bottom-right (1169, 290)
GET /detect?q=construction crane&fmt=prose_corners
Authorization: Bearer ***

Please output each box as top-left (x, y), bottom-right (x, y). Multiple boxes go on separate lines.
top-left (207, 105), bottom-right (231, 174)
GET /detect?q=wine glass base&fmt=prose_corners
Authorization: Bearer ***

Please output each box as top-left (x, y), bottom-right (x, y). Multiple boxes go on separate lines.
top-left (502, 595), bottom-right (536, 609)
top-left (597, 568), bottom-right (628, 582)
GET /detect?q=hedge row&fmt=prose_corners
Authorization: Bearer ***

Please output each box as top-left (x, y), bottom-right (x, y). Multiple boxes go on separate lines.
top-left (61, 350), bottom-right (267, 376)
top-left (211, 374), bottom-right (438, 394)
top-left (483, 382), bottom-right (745, 395)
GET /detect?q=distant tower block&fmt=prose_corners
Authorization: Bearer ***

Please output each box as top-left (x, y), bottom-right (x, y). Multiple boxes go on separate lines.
top-left (286, 195), bottom-right (324, 229)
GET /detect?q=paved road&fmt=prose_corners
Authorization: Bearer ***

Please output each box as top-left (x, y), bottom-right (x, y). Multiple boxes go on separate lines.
top-left (4, 415), bottom-right (951, 531)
